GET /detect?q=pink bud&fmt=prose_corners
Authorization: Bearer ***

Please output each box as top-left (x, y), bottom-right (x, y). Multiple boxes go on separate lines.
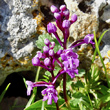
top-left (62, 20), bottom-right (71, 29)
top-left (50, 5), bottom-right (59, 13)
top-left (44, 58), bottom-right (51, 66)
top-left (49, 49), bottom-right (54, 56)
top-left (44, 39), bottom-right (51, 46)
top-left (71, 14), bottom-right (77, 23)
top-left (47, 23), bottom-right (57, 33)
top-left (43, 46), bottom-right (49, 53)
top-left (32, 57), bottom-right (40, 66)
top-left (60, 5), bottom-right (66, 11)
top-left (54, 12), bottom-right (61, 20)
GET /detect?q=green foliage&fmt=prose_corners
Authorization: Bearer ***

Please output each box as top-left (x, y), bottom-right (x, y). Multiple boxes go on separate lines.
top-left (0, 83), bottom-right (11, 103)
top-left (25, 31), bottom-right (110, 110)
top-left (36, 33), bottom-right (63, 52)
top-left (25, 99), bottom-right (65, 110)
top-left (45, 66), bottom-right (61, 77)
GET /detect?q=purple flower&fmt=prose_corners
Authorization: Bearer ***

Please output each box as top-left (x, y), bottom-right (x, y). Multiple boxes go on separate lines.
top-left (42, 85), bottom-right (58, 105)
top-left (84, 34), bottom-right (94, 44)
top-left (26, 81), bottom-right (35, 95)
top-left (61, 48), bottom-right (79, 78)
top-left (43, 46), bottom-right (50, 53)
top-left (36, 51), bottom-right (42, 59)
top-left (32, 57), bottom-right (40, 66)
top-left (26, 80), bottom-right (58, 105)
top-left (50, 41), bottom-right (55, 49)
top-left (60, 5), bottom-right (66, 11)
top-left (54, 12), bottom-right (61, 20)
top-left (71, 14), bottom-right (77, 24)
top-left (63, 9), bottom-right (70, 20)
top-left (44, 58), bottom-right (51, 66)
top-left (49, 49), bottom-right (54, 56)
top-left (47, 23), bottom-right (57, 34)
top-left (44, 39), bottom-right (51, 46)
top-left (62, 20), bottom-right (71, 29)
top-left (50, 5), bottom-right (59, 13)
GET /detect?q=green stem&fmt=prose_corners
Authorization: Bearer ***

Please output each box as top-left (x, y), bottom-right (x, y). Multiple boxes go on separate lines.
top-left (92, 30), bottom-right (108, 62)
top-left (63, 73), bottom-right (71, 109)
top-left (32, 66), bottom-right (41, 103)
top-left (41, 101), bottom-right (45, 110)
top-left (93, 31), bottom-right (110, 87)
top-left (80, 78), bottom-right (93, 107)
top-left (25, 67), bottom-right (41, 108)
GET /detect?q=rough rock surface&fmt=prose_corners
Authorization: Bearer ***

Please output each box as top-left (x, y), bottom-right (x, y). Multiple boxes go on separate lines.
top-left (0, 0), bottom-right (110, 85)
top-left (0, 0), bottom-right (44, 85)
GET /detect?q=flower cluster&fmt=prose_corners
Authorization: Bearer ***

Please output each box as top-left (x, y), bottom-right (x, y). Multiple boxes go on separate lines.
top-left (26, 81), bottom-right (58, 105)
top-left (32, 39), bottom-right (63, 73)
top-left (61, 48), bottom-right (79, 78)
top-left (26, 4), bottom-right (95, 106)
top-left (47, 5), bottom-right (77, 48)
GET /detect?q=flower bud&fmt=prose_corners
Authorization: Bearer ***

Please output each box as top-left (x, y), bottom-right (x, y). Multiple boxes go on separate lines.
top-left (60, 5), bottom-right (66, 11)
top-left (50, 42), bottom-right (55, 49)
top-left (63, 9), bottom-right (70, 19)
top-left (84, 34), bottom-right (94, 44)
top-left (43, 46), bottom-right (49, 53)
top-left (36, 51), bottom-right (42, 59)
top-left (47, 23), bottom-right (57, 33)
top-left (44, 58), bottom-right (51, 66)
top-left (71, 14), bottom-right (77, 23)
top-left (49, 49), bottom-right (54, 56)
top-left (54, 12), bottom-right (61, 20)
top-left (57, 49), bottom-right (63, 55)
top-left (50, 5), bottom-right (59, 13)
top-left (44, 39), bottom-right (51, 46)
top-left (32, 57), bottom-right (40, 66)
top-left (62, 20), bottom-right (71, 29)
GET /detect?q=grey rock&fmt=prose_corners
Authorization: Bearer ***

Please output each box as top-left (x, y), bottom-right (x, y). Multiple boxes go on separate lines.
top-left (0, 0), bottom-right (39, 85)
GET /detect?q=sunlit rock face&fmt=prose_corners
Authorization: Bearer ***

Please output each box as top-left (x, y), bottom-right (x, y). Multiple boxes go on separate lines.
top-left (0, 0), bottom-right (110, 85)
top-left (0, 0), bottom-right (44, 85)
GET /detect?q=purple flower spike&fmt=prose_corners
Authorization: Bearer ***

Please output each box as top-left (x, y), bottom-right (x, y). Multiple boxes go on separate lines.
top-left (44, 58), bottom-right (51, 66)
top-left (44, 39), bottom-right (51, 46)
top-left (42, 85), bottom-right (58, 105)
top-left (60, 5), bottom-right (66, 11)
top-left (47, 23), bottom-right (57, 33)
top-left (71, 14), bottom-right (77, 24)
top-left (43, 46), bottom-right (50, 53)
top-left (62, 20), bottom-right (71, 29)
top-left (26, 81), bottom-right (35, 96)
top-left (32, 57), bottom-right (40, 66)
top-left (50, 5), bottom-right (59, 13)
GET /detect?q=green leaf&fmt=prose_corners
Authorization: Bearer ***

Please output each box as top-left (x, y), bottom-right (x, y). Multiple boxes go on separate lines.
top-left (0, 83), bottom-right (11, 103)
top-left (53, 66), bottom-right (61, 76)
top-left (74, 80), bottom-right (84, 88)
top-left (70, 92), bottom-right (90, 108)
top-left (36, 33), bottom-right (63, 52)
top-left (98, 85), bottom-right (109, 95)
top-left (45, 71), bottom-right (51, 77)
top-left (45, 66), bottom-right (61, 77)
top-left (25, 99), bottom-right (65, 110)
top-left (100, 93), bottom-right (110, 103)
top-left (75, 69), bottom-right (85, 77)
